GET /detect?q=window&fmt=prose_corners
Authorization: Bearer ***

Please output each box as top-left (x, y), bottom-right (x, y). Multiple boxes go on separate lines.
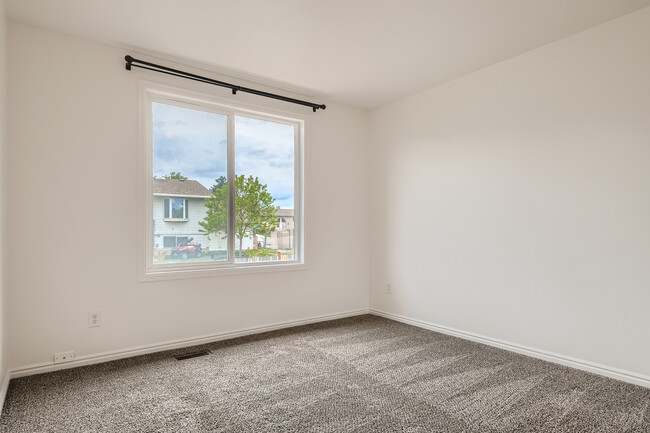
top-left (163, 198), bottom-right (188, 220)
top-left (142, 84), bottom-right (303, 278)
top-left (162, 236), bottom-right (189, 248)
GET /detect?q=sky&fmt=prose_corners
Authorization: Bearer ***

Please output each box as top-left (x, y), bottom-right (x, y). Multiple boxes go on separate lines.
top-left (152, 102), bottom-right (295, 208)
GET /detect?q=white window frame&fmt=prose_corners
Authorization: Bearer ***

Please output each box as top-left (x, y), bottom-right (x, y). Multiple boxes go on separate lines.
top-left (139, 82), bottom-right (305, 280)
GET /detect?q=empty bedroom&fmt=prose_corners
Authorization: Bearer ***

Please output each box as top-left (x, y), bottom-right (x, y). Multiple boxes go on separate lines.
top-left (0, 0), bottom-right (648, 431)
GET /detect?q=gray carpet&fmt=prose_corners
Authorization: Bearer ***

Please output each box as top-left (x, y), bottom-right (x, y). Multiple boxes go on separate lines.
top-left (1, 315), bottom-right (648, 432)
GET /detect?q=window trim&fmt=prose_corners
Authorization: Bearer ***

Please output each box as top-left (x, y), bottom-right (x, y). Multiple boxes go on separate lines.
top-left (139, 81), bottom-right (306, 281)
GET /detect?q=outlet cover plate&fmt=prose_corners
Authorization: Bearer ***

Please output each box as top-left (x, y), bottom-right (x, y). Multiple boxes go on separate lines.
top-left (54, 351), bottom-right (75, 363)
top-left (88, 311), bottom-right (102, 328)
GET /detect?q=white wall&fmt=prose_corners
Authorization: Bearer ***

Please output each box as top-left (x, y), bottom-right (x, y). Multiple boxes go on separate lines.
top-left (6, 22), bottom-right (370, 369)
top-left (370, 7), bottom-right (650, 379)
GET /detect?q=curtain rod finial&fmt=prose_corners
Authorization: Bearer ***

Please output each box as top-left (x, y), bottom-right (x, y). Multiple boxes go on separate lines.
top-left (125, 55), bottom-right (133, 71)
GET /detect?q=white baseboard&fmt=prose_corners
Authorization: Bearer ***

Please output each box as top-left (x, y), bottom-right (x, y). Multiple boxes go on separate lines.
top-left (370, 309), bottom-right (650, 389)
top-left (8, 308), bottom-right (370, 379)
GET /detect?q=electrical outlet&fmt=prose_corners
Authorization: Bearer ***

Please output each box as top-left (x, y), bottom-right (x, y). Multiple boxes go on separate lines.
top-left (54, 351), bottom-right (75, 364)
top-left (386, 283), bottom-right (392, 294)
top-left (88, 311), bottom-right (102, 328)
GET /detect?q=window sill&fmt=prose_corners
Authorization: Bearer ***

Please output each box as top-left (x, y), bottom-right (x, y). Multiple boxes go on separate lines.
top-left (139, 261), bottom-right (308, 282)
top-left (163, 218), bottom-right (189, 222)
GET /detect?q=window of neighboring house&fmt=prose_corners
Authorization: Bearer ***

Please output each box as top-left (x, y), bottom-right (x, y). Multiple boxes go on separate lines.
top-left (162, 236), bottom-right (190, 249)
top-left (164, 198), bottom-right (188, 220)
top-left (143, 84), bottom-right (304, 279)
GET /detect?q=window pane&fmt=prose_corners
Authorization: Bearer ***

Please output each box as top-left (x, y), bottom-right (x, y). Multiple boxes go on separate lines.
top-left (152, 102), bottom-right (228, 264)
top-left (234, 116), bottom-right (295, 263)
top-left (171, 198), bottom-right (185, 219)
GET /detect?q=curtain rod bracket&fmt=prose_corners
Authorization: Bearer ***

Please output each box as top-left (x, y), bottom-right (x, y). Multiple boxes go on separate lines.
top-left (123, 55), bottom-right (326, 112)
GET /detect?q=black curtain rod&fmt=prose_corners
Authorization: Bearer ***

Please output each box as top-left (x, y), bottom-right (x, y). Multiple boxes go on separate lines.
top-left (125, 55), bottom-right (326, 112)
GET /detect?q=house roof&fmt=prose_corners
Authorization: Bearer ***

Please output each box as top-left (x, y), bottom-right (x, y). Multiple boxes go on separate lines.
top-left (277, 208), bottom-right (293, 217)
top-left (153, 179), bottom-right (212, 197)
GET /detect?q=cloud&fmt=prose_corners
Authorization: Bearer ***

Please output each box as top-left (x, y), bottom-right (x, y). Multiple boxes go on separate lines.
top-left (153, 103), bottom-right (296, 208)
top-left (235, 115), bottom-right (295, 208)
top-left (153, 103), bottom-right (228, 189)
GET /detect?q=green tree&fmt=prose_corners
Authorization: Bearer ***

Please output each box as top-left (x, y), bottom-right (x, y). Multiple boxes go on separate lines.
top-left (161, 172), bottom-right (187, 180)
top-left (199, 182), bottom-right (228, 237)
top-left (210, 175), bottom-right (227, 193)
top-left (199, 175), bottom-right (278, 255)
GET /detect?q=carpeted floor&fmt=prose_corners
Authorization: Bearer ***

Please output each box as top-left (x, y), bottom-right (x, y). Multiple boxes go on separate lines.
top-left (1, 315), bottom-right (648, 432)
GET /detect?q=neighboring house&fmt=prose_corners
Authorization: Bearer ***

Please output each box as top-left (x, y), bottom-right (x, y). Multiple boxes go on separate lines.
top-left (153, 178), bottom-right (212, 256)
top-left (269, 208), bottom-right (294, 250)
top-left (154, 179), bottom-right (291, 258)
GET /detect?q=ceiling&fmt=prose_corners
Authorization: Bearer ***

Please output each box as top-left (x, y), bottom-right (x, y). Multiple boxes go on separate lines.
top-left (6, 0), bottom-right (650, 109)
